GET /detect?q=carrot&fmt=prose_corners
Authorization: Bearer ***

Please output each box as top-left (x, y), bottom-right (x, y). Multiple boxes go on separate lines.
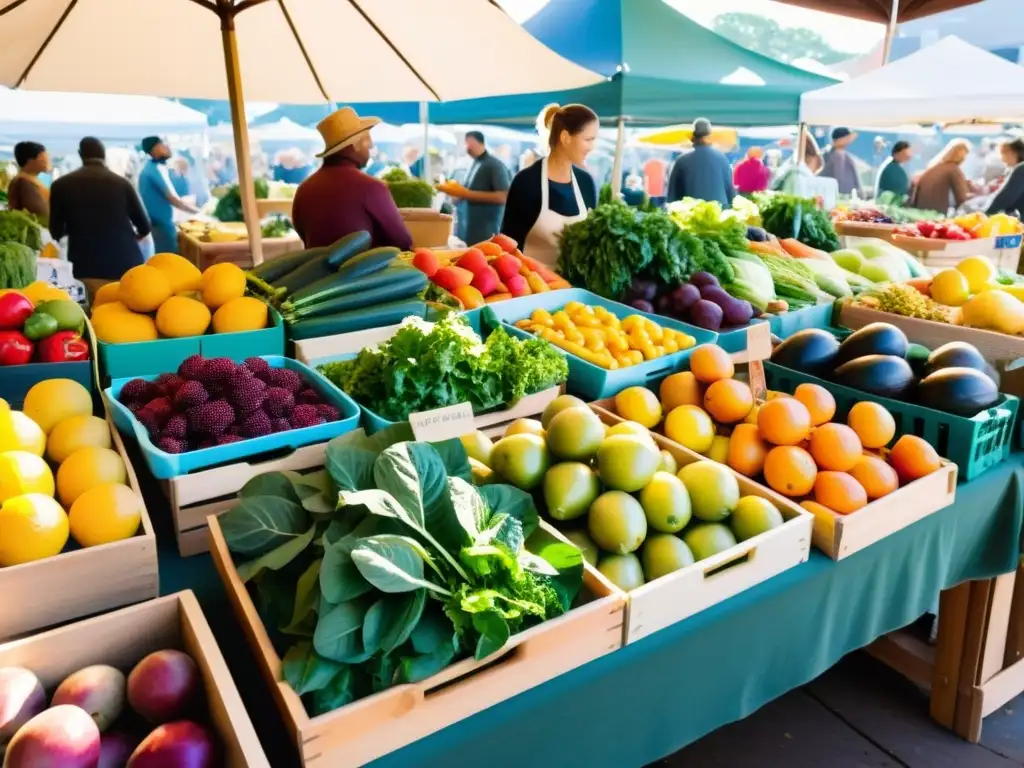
top-left (905, 277), bottom-right (933, 297)
top-left (547, 278), bottom-right (572, 290)
top-left (747, 240), bottom-right (787, 256)
top-left (518, 254), bottom-right (560, 282)
top-left (780, 239), bottom-right (830, 260)
top-left (485, 292), bottom-right (513, 303)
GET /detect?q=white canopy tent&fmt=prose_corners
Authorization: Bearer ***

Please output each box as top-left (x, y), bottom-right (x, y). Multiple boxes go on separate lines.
top-left (0, 87), bottom-right (207, 152)
top-left (800, 36), bottom-right (1024, 126)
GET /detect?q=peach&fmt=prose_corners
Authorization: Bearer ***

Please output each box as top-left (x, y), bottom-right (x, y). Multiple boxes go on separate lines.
top-left (52, 664), bottom-right (126, 732)
top-left (127, 720), bottom-right (215, 768)
top-left (3, 705), bottom-right (100, 767)
top-left (127, 650), bottom-right (199, 724)
top-left (0, 666), bottom-right (45, 747)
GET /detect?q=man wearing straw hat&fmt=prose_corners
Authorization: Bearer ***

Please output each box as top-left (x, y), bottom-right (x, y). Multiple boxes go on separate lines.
top-left (292, 107), bottom-right (412, 251)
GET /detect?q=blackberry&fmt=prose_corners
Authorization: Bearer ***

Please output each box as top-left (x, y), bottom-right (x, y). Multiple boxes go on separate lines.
top-left (295, 387), bottom-right (321, 405)
top-left (228, 372), bottom-right (267, 413)
top-left (173, 380), bottom-right (209, 410)
top-left (186, 399), bottom-right (235, 435)
top-left (240, 410), bottom-right (273, 438)
top-left (203, 357), bottom-right (237, 382)
top-left (271, 417), bottom-right (291, 433)
top-left (244, 356), bottom-right (271, 379)
top-left (263, 387), bottom-right (295, 418)
top-left (177, 354), bottom-right (206, 381)
top-left (153, 373), bottom-right (185, 396)
top-left (119, 378), bottom-right (154, 404)
top-left (291, 404), bottom-right (325, 429)
top-left (315, 404), bottom-right (340, 422)
top-left (155, 436), bottom-right (186, 454)
top-left (267, 368), bottom-right (303, 394)
top-left (162, 415), bottom-right (188, 440)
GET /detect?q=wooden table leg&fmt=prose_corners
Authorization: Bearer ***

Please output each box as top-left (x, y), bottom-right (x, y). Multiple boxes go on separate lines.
top-left (954, 579), bottom-right (995, 742)
top-left (930, 582), bottom-right (972, 728)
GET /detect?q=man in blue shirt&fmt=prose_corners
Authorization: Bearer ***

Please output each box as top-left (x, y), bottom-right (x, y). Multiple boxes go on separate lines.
top-left (666, 118), bottom-right (735, 208)
top-left (138, 136), bottom-right (199, 254)
top-left (445, 131), bottom-right (512, 245)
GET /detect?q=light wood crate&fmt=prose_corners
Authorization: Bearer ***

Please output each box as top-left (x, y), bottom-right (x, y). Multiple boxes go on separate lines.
top-left (178, 231), bottom-right (304, 270)
top-left (0, 419), bottom-right (159, 640)
top-left (589, 405), bottom-right (813, 644)
top-left (208, 515), bottom-right (624, 767)
top-left (0, 591), bottom-right (269, 767)
top-left (808, 462), bottom-right (957, 560)
top-left (837, 300), bottom-right (1024, 366)
top-left (165, 442), bottom-right (329, 558)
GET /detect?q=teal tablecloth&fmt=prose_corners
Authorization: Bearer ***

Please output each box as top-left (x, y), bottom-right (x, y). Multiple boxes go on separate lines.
top-left (154, 453), bottom-right (1024, 768)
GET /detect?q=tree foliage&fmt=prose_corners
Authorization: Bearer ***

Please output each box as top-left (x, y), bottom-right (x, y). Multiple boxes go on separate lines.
top-left (712, 12), bottom-right (850, 64)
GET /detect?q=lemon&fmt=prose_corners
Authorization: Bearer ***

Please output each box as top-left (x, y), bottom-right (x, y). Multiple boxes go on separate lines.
top-left (639, 471), bottom-right (691, 533)
top-left (8, 413), bottom-right (46, 457)
top-left (588, 491), bottom-right (648, 554)
top-left (956, 255), bottom-right (996, 293)
top-left (92, 309), bottom-right (158, 344)
top-left (707, 434), bottom-right (730, 463)
top-left (69, 482), bottom-right (142, 547)
top-left (148, 253), bottom-right (202, 294)
top-left (57, 447), bottom-right (127, 507)
top-left (119, 264), bottom-right (172, 313)
top-left (614, 386), bottom-right (662, 428)
top-left (0, 494), bottom-right (69, 566)
top-left (22, 379), bottom-right (93, 434)
top-left (0, 451), bottom-right (55, 503)
top-left (641, 533), bottom-right (695, 581)
top-left (155, 296), bottom-right (211, 338)
top-left (212, 296), bottom-right (269, 334)
top-left (606, 421), bottom-right (657, 449)
top-left (200, 262), bottom-right (247, 309)
top-left (597, 553), bottom-right (645, 591)
top-left (664, 405), bottom-right (715, 454)
top-left (92, 282), bottom-right (122, 307)
top-left (930, 268), bottom-right (970, 307)
top-left (659, 449), bottom-right (678, 475)
top-left (47, 415), bottom-right (112, 464)
top-left (90, 301), bottom-right (130, 323)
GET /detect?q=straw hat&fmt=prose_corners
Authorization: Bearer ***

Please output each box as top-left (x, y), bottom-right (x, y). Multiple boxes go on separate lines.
top-left (316, 107), bottom-right (380, 158)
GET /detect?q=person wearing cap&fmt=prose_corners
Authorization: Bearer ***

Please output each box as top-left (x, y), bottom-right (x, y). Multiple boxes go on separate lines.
top-left (292, 107), bottom-right (412, 251)
top-left (443, 131), bottom-right (511, 245)
top-left (49, 137), bottom-right (152, 299)
top-left (732, 146), bottom-right (771, 195)
top-left (821, 127), bottom-right (861, 196)
top-left (137, 136), bottom-right (199, 254)
top-left (7, 141), bottom-right (51, 225)
top-left (666, 118), bottom-right (736, 208)
top-left (875, 140), bottom-right (913, 201)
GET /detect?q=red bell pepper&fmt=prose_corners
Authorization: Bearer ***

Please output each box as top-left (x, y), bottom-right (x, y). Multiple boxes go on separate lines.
top-left (0, 293), bottom-right (34, 331)
top-left (36, 331), bottom-right (90, 363)
top-left (0, 330), bottom-right (33, 365)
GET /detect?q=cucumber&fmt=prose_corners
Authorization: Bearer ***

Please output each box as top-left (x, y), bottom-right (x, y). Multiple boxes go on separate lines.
top-left (271, 250), bottom-right (334, 295)
top-left (287, 263), bottom-right (423, 308)
top-left (325, 231), bottom-right (372, 270)
top-left (288, 299), bottom-right (427, 340)
top-left (337, 247), bottom-right (399, 280)
top-left (248, 245), bottom-right (327, 283)
top-left (285, 269), bottom-right (427, 321)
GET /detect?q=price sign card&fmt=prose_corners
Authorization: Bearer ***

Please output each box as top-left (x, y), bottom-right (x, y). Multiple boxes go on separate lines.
top-left (745, 321), bottom-right (773, 362)
top-left (409, 402), bottom-right (475, 442)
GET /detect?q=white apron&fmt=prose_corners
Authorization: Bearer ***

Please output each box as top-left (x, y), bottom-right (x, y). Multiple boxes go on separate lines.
top-left (523, 157), bottom-right (588, 268)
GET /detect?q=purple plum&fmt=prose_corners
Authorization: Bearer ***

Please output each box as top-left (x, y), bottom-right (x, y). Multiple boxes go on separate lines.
top-left (689, 272), bottom-right (720, 288)
top-left (689, 299), bottom-right (723, 330)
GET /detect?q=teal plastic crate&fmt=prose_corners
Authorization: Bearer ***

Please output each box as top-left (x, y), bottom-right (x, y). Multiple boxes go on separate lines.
top-left (0, 360), bottom-right (92, 410)
top-left (105, 355), bottom-right (358, 480)
top-left (98, 307), bottom-right (285, 380)
top-left (764, 362), bottom-right (1019, 482)
top-left (765, 302), bottom-right (837, 340)
top-left (484, 289), bottom-right (718, 400)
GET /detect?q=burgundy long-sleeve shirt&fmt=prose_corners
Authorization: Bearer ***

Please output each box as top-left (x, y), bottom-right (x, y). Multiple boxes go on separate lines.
top-left (291, 159), bottom-right (412, 250)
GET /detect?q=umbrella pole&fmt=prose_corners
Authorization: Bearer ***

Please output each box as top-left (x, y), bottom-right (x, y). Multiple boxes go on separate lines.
top-left (882, 0), bottom-right (900, 64)
top-left (610, 117), bottom-right (625, 199)
top-left (219, 9), bottom-right (264, 265)
top-left (419, 101), bottom-right (430, 181)
top-left (796, 123), bottom-right (808, 166)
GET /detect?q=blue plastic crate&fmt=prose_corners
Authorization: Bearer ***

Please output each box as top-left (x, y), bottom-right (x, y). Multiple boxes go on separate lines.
top-left (765, 302), bottom-right (837, 340)
top-left (105, 355), bottom-right (359, 480)
top-left (483, 288), bottom-right (718, 400)
top-left (98, 308), bottom-right (286, 381)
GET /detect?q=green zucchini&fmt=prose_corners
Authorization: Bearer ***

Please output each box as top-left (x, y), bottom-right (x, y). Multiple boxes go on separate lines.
top-left (288, 299), bottom-right (427, 340)
top-left (271, 250), bottom-right (334, 294)
top-left (248, 245), bottom-right (327, 283)
top-left (285, 270), bottom-right (427, 320)
top-left (337, 247), bottom-right (398, 280)
top-left (287, 263), bottom-right (422, 308)
top-left (325, 231), bottom-right (372, 269)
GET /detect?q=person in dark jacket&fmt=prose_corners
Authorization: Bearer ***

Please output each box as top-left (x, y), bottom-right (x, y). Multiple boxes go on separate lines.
top-left (666, 118), bottom-right (735, 207)
top-left (820, 127), bottom-right (861, 196)
top-left (49, 137), bottom-right (151, 299)
top-left (987, 138), bottom-right (1024, 215)
top-left (875, 140), bottom-right (912, 201)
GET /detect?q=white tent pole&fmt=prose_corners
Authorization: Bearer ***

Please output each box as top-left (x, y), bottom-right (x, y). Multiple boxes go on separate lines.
top-left (796, 123), bottom-right (808, 165)
top-left (882, 0), bottom-right (900, 64)
top-left (219, 4), bottom-right (263, 265)
top-left (419, 101), bottom-right (430, 181)
top-left (610, 117), bottom-right (626, 198)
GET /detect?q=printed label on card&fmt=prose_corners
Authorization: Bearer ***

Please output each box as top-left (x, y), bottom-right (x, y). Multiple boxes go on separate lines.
top-left (409, 402), bottom-right (475, 442)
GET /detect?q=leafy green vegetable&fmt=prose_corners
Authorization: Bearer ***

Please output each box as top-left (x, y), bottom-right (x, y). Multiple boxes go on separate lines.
top-left (666, 198), bottom-right (749, 255)
top-left (753, 193), bottom-right (840, 252)
top-left (218, 429), bottom-right (584, 716)
top-left (213, 179), bottom-right (269, 222)
top-left (0, 210), bottom-right (42, 251)
top-left (261, 215), bottom-right (292, 239)
top-left (0, 241), bottom-right (36, 288)
top-left (318, 315), bottom-right (567, 422)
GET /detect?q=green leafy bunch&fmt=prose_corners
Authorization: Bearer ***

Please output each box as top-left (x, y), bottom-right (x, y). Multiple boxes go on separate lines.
top-left (213, 178), bottom-right (269, 222)
top-left (218, 425), bottom-right (584, 715)
top-left (317, 315), bottom-right (568, 422)
top-left (753, 192), bottom-right (840, 252)
top-left (0, 242), bottom-right (36, 289)
top-left (0, 209), bottom-right (43, 251)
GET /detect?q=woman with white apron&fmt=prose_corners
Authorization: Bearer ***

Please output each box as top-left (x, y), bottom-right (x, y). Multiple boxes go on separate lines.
top-left (500, 104), bottom-right (600, 268)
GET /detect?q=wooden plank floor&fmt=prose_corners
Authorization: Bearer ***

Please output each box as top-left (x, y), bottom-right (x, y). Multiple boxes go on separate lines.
top-left (656, 653), bottom-right (1024, 767)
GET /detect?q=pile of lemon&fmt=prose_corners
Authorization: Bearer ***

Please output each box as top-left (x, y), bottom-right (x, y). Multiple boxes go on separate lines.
top-left (0, 379), bottom-right (143, 567)
top-left (90, 253), bottom-right (268, 344)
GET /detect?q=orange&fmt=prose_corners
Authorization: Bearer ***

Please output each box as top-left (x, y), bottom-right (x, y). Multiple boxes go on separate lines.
top-left (793, 383), bottom-right (836, 426)
top-left (814, 471), bottom-right (868, 514)
top-left (849, 456), bottom-right (899, 500)
top-left (659, 371), bottom-right (703, 412)
top-left (726, 424), bottom-right (768, 477)
top-left (808, 423), bottom-right (862, 472)
top-left (801, 499), bottom-right (840, 517)
top-left (763, 446), bottom-right (817, 497)
top-left (703, 379), bottom-right (754, 424)
top-left (757, 398), bottom-right (812, 446)
top-left (887, 435), bottom-right (942, 484)
top-left (688, 344), bottom-right (734, 384)
top-left (847, 402), bottom-right (896, 449)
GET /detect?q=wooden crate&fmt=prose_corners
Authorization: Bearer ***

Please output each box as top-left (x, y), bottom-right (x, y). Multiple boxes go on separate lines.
top-left (165, 442), bottom-right (329, 558)
top-left (178, 231), bottom-right (304, 270)
top-left (0, 418), bottom-right (159, 640)
top-left (589, 405), bottom-right (813, 644)
top-left (208, 516), bottom-right (624, 767)
top-left (837, 301), bottom-right (1024, 366)
top-left (0, 591), bottom-right (269, 767)
top-left (807, 461), bottom-right (957, 560)
top-left (835, 220), bottom-right (898, 244)
top-left (256, 198), bottom-right (294, 217)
